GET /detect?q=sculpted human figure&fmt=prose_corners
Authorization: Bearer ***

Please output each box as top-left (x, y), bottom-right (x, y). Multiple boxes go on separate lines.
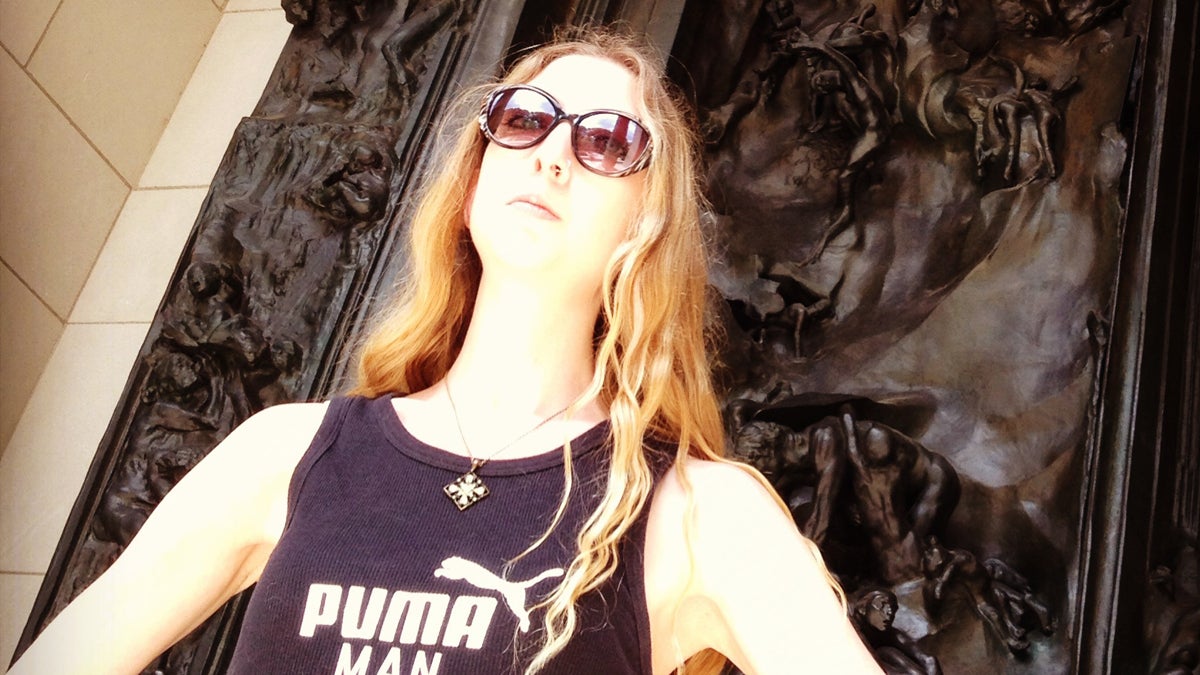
top-left (1060, 0), bottom-right (1126, 37)
top-left (981, 558), bottom-right (1054, 638)
top-left (765, 262), bottom-right (834, 356)
top-left (1148, 551), bottom-right (1200, 674)
top-left (821, 4), bottom-right (899, 112)
top-left (142, 351), bottom-right (214, 429)
top-left (166, 261), bottom-right (243, 347)
top-left (12, 32), bottom-right (880, 675)
top-left (380, 0), bottom-right (459, 96)
top-left (756, 0), bottom-right (805, 99)
top-left (732, 418), bottom-right (846, 545)
top-left (305, 140), bottom-right (392, 224)
top-left (838, 409), bottom-right (960, 582)
top-left (953, 65), bottom-right (1073, 184)
top-left (850, 589), bottom-right (941, 675)
top-left (96, 352), bottom-right (218, 549)
top-left (921, 537), bottom-right (1052, 653)
top-left (269, 0), bottom-right (459, 119)
top-left (731, 394), bottom-right (954, 559)
top-left (1015, 76), bottom-right (1074, 179)
top-left (789, 35), bottom-right (892, 261)
top-left (764, 0), bottom-right (802, 33)
top-left (701, 76), bottom-right (762, 145)
top-left (921, 538), bottom-right (1009, 643)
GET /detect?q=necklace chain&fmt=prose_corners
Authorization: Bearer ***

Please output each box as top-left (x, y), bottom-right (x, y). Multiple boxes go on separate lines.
top-left (442, 378), bottom-right (570, 511)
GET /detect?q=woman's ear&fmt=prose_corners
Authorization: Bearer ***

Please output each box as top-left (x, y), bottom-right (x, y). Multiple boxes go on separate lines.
top-left (463, 183), bottom-right (476, 231)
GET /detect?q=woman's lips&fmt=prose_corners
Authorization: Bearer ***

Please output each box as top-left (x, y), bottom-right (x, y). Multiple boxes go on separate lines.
top-left (508, 194), bottom-right (560, 220)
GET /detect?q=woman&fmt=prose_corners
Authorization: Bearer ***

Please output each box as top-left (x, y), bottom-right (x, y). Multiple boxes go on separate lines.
top-left (10, 32), bottom-right (879, 675)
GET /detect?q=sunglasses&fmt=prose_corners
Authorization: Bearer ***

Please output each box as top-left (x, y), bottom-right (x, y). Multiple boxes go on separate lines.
top-left (479, 85), bottom-right (653, 177)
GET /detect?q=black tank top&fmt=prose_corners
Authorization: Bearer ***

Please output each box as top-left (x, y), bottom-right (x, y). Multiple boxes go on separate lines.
top-left (227, 395), bottom-right (655, 674)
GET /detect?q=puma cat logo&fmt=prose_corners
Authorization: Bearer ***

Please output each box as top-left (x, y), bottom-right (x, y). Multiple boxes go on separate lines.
top-left (434, 556), bottom-right (564, 632)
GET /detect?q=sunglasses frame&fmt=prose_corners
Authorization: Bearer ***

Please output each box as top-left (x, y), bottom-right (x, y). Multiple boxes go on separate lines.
top-left (478, 84), bottom-right (654, 177)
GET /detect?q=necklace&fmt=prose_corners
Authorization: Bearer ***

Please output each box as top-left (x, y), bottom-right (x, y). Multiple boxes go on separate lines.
top-left (442, 379), bottom-right (571, 511)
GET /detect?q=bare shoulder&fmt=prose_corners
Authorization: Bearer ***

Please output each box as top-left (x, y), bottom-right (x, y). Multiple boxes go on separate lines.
top-left (169, 401), bottom-right (332, 542)
top-left (189, 401), bottom-right (329, 487)
top-left (645, 456), bottom-right (882, 673)
top-left (215, 401), bottom-right (331, 466)
top-left (650, 456), bottom-right (786, 528)
top-left (228, 400), bottom-right (330, 439)
top-left (149, 400), bottom-right (332, 553)
top-left (649, 456), bottom-right (808, 577)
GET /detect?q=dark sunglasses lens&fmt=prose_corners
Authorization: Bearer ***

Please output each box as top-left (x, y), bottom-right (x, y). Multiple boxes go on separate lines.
top-left (486, 88), bottom-right (556, 148)
top-left (574, 112), bottom-right (650, 175)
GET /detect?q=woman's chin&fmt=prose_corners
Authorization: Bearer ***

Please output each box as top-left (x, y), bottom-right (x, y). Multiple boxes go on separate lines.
top-left (478, 242), bottom-right (560, 277)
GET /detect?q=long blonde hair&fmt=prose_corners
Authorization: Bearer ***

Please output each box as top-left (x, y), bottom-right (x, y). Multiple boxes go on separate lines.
top-left (351, 29), bottom-right (838, 674)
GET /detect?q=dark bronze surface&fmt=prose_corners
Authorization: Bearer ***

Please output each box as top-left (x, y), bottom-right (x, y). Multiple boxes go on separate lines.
top-left (673, 0), bottom-right (1158, 671)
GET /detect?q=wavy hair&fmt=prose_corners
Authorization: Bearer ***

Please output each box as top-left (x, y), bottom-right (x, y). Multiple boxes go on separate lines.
top-left (351, 28), bottom-right (840, 674)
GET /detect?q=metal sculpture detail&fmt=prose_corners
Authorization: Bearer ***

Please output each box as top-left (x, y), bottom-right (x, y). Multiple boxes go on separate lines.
top-left (674, 0), bottom-right (1139, 670)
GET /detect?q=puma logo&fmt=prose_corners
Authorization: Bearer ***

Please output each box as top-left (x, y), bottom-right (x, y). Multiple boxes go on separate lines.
top-left (434, 556), bottom-right (564, 632)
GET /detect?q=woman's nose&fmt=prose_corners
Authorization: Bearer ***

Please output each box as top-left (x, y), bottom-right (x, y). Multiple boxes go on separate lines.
top-left (532, 122), bottom-right (573, 180)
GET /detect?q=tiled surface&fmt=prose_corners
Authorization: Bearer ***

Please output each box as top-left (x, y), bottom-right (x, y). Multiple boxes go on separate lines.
top-left (225, 0), bottom-right (281, 11)
top-left (71, 188), bottom-right (207, 324)
top-left (0, 0), bottom-right (291, 651)
top-left (0, 0), bottom-right (60, 64)
top-left (0, 266), bottom-right (64, 453)
top-left (0, 572), bottom-right (43, 666)
top-left (0, 322), bottom-right (148, 574)
top-left (140, 9), bottom-right (291, 188)
top-left (27, 0), bottom-right (221, 184)
top-left (0, 49), bottom-right (129, 318)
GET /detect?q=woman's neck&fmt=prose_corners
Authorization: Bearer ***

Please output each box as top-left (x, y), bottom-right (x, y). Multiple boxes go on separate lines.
top-left (447, 272), bottom-right (605, 422)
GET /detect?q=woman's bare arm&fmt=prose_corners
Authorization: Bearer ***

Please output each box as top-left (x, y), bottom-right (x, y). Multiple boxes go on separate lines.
top-left (8, 402), bottom-right (328, 675)
top-left (645, 458), bottom-right (882, 675)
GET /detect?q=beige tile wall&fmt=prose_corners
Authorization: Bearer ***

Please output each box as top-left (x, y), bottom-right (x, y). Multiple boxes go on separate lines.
top-left (0, 1), bottom-right (60, 64)
top-left (0, 3), bottom-right (291, 665)
top-left (0, 49), bottom-right (131, 320)
top-left (27, 0), bottom-right (222, 184)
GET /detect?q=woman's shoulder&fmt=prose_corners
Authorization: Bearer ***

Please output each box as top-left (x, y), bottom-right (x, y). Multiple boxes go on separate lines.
top-left (650, 456), bottom-right (781, 517)
top-left (171, 401), bottom-right (335, 546)
top-left (642, 457), bottom-right (876, 671)
top-left (200, 401), bottom-right (333, 487)
top-left (229, 401), bottom-right (332, 453)
top-left (237, 400), bottom-right (332, 436)
top-left (645, 456), bottom-right (799, 587)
